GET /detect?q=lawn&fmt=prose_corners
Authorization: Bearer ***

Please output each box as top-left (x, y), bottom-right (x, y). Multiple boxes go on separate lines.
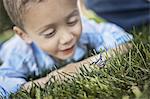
top-left (4, 25), bottom-right (148, 99)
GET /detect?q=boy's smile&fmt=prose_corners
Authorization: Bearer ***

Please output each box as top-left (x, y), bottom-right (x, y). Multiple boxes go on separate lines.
top-left (16, 0), bottom-right (82, 60)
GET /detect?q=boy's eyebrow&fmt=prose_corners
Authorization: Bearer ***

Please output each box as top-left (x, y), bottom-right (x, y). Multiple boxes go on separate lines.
top-left (66, 8), bottom-right (79, 19)
top-left (37, 9), bottom-right (79, 35)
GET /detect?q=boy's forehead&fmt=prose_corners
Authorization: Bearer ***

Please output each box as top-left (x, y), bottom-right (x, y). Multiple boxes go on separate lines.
top-left (49, 0), bottom-right (77, 4)
top-left (26, 0), bottom-right (78, 13)
top-left (23, 0), bottom-right (78, 32)
top-left (34, 0), bottom-right (77, 6)
top-left (47, 0), bottom-right (77, 10)
top-left (25, 0), bottom-right (78, 21)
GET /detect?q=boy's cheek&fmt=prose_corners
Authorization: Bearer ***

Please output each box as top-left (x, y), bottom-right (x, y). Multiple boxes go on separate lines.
top-left (73, 22), bottom-right (82, 38)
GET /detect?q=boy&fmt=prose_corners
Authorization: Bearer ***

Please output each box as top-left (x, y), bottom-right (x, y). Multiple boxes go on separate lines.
top-left (0, 0), bottom-right (132, 97)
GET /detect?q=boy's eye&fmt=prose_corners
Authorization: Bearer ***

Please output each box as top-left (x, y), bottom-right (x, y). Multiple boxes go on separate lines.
top-left (67, 17), bottom-right (78, 26)
top-left (43, 29), bottom-right (55, 38)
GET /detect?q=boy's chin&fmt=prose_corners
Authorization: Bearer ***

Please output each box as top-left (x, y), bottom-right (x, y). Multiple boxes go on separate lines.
top-left (58, 52), bottom-right (75, 60)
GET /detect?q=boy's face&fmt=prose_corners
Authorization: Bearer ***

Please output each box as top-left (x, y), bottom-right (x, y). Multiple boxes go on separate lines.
top-left (17, 0), bottom-right (82, 60)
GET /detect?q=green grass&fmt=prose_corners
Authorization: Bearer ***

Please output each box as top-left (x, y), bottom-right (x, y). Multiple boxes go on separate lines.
top-left (0, 30), bottom-right (14, 42)
top-left (8, 26), bottom-right (150, 99)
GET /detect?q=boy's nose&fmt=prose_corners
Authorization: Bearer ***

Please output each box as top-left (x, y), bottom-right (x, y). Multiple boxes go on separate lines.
top-left (60, 31), bottom-right (74, 45)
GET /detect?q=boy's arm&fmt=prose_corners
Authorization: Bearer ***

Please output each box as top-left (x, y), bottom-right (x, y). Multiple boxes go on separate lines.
top-left (23, 43), bottom-right (132, 91)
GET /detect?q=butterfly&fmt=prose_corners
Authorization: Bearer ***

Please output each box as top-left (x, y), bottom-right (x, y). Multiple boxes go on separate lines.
top-left (91, 53), bottom-right (107, 68)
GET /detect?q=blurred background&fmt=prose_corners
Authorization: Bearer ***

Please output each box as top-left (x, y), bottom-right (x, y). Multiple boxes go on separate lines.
top-left (84, 0), bottom-right (150, 31)
top-left (0, 0), bottom-right (14, 43)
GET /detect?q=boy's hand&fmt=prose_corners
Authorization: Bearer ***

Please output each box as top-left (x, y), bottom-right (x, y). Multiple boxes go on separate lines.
top-left (47, 63), bottom-right (81, 81)
top-left (22, 76), bottom-right (48, 92)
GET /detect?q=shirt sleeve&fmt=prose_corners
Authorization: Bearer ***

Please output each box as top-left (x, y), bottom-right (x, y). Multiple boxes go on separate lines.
top-left (81, 17), bottom-right (133, 52)
top-left (0, 54), bottom-right (29, 97)
top-left (0, 47), bottom-right (29, 97)
top-left (0, 76), bottom-right (26, 97)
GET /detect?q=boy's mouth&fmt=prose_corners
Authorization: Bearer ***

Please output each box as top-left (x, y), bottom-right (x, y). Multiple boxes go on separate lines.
top-left (61, 45), bottom-right (75, 55)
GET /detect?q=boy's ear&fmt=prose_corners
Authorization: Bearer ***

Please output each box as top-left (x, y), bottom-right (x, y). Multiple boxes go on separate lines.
top-left (13, 26), bottom-right (33, 44)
